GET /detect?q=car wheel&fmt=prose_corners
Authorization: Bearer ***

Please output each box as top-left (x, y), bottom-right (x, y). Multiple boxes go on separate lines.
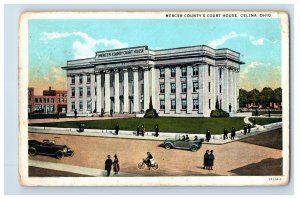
top-left (164, 143), bottom-right (172, 149)
top-left (152, 163), bottom-right (158, 170)
top-left (28, 147), bottom-right (36, 156)
top-left (190, 145), bottom-right (199, 152)
top-left (56, 150), bottom-right (64, 159)
top-left (138, 162), bottom-right (145, 169)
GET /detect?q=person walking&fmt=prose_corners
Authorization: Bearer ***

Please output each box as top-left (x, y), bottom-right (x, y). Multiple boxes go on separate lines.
top-left (104, 155), bottom-right (113, 177)
top-left (203, 150), bottom-right (209, 169)
top-left (247, 124), bottom-right (251, 133)
top-left (115, 123), bottom-right (120, 135)
top-left (231, 127), bottom-right (236, 140)
top-left (113, 154), bottom-right (120, 175)
top-left (154, 124), bottom-right (159, 137)
top-left (206, 129), bottom-right (211, 142)
top-left (223, 128), bottom-right (228, 140)
top-left (243, 125), bottom-right (247, 135)
top-left (136, 125), bottom-right (140, 136)
top-left (141, 124), bottom-right (145, 136)
top-left (74, 109), bottom-right (77, 119)
top-left (101, 108), bottom-right (104, 117)
top-left (208, 150), bottom-right (215, 170)
top-left (110, 109), bottom-right (113, 117)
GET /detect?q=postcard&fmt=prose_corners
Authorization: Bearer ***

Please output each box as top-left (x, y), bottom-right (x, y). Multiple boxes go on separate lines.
top-left (19, 11), bottom-right (289, 186)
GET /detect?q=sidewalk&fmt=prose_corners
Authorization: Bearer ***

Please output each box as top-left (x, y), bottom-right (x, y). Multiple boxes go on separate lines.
top-left (29, 159), bottom-right (140, 177)
top-left (29, 114), bottom-right (135, 124)
top-left (29, 122), bottom-right (282, 145)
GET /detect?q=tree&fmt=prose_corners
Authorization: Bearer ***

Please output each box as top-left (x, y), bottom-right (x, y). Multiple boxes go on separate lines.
top-left (260, 87), bottom-right (274, 107)
top-left (273, 87), bottom-right (282, 103)
top-left (248, 89), bottom-right (260, 106)
top-left (239, 89), bottom-right (249, 107)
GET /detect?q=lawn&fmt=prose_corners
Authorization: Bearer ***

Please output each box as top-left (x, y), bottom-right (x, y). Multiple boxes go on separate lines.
top-left (30, 117), bottom-right (246, 134)
top-left (251, 110), bottom-right (282, 116)
top-left (249, 117), bottom-right (282, 125)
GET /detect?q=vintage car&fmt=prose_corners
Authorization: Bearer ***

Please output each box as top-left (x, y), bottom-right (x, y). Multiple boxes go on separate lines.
top-left (163, 136), bottom-right (204, 152)
top-left (28, 139), bottom-right (74, 159)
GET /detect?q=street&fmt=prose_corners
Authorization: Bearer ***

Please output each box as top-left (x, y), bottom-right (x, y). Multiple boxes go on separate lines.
top-left (28, 128), bottom-right (282, 176)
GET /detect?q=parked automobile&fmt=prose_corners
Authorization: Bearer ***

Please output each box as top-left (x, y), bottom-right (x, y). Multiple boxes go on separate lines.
top-left (163, 136), bottom-right (204, 152)
top-left (28, 139), bottom-right (74, 159)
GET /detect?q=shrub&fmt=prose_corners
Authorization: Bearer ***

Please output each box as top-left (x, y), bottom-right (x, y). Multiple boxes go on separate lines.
top-left (210, 109), bottom-right (229, 118)
top-left (144, 109), bottom-right (159, 118)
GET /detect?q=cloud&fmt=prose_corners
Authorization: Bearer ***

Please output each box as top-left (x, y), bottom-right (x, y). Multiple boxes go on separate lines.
top-left (208, 32), bottom-right (279, 48)
top-left (239, 61), bottom-right (281, 90)
top-left (208, 32), bottom-right (247, 48)
top-left (40, 32), bottom-right (128, 59)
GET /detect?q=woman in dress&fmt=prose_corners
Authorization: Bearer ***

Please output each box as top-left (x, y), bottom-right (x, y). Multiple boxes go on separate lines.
top-left (113, 154), bottom-right (120, 175)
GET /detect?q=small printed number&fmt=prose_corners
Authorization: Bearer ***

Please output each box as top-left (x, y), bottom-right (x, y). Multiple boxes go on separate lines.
top-left (268, 177), bottom-right (282, 181)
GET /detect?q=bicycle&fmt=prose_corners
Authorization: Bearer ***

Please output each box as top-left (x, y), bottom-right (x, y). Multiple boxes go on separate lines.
top-left (138, 159), bottom-right (158, 170)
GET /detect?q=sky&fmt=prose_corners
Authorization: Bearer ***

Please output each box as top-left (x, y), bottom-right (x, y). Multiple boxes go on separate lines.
top-left (28, 18), bottom-right (282, 95)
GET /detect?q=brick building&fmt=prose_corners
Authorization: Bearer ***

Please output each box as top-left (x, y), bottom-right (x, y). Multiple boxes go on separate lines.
top-left (28, 87), bottom-right (67, 113)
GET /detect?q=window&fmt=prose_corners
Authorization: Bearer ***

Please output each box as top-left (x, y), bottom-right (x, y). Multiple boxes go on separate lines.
top-left (208, 82), bottom-right (211, 92)
top-left (160, 83), bottom-right (165, 93)
top-left (209, 99), bottom-right (211, 109)
top-left (219, 68), bottom-right (222, 79)
top-left (87, 75), bottom-right (91, 83)
top-left (71, 87), bottom-right (75, 97)
top-left (193, 99), bottom-right (199, 109)
top-left (160, 99), bottom-right (165, 109)
top-left (62, 98), bottom-right (64, 103)
top-left (95, 87), bottom-right (97, 96)
top-left (71, 102), bottom-right (75, 110)
top-left (193, 82), bottom-right (199, 92)
top-left (95, 75), bottom-right (97, 82)
top-left (220, 85), bottom-right (222, 93)
top-left (171, 99), bottom-right (176, 109)
top-left (87, 87), bottom-right (91, 96)
top-left (35, 98), bottom-right (38, 103)
top-left (181, 82), bottom-right (187, 93)
top-left (39, 98), bottom-right (42, 103)
top-left (171, 83), bottom-right (176, 93)
top-left (47, 98), bottom-right (50, 103)
top-left (171, 67), bottom-right (176, 77)
top-left (71, 75), bottom-right (75, 84)
top-left (87, 101), bottom-right (91, 110)
top-left (181, 99), bottom-right (187, 109)
top-left (160, 68), bottom-right (165, 78)
top-left (181, 67), bottom-right (187, 76)
top-left (208, 65), bottom-right (211, 76)
top-left (79, 87), bottom-right (83, 97)
top-left (79, 101), bottom-right (83, 110)
top-left (79, 74), bottom-right (83, 84)
top-left (51, 98), bottom-right (54, 103)
top-left (193, 66), bottom-right (199, 76)
top-left (58, 98), bottom-right (60, 103)
top-left (43, 98), bottom-right (46, 103)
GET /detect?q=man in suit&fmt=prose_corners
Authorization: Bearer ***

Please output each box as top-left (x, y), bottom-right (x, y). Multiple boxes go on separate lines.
top-left (231, 127), bottom-right (236, 140)
top-left (203, 150), bottom-right (209, 169)
top-left (206, 129), bottom-right (211, 142)
top-left (223, 128), bottom-right (228, 140)
top-left (208, 150), bottom-right (215, 170)
top-left (104, 155), bottom-right (113, 177)
top-left (136, 125), bottom-right (140, 136)
top-left (115, 123), bottom-right (120, 135)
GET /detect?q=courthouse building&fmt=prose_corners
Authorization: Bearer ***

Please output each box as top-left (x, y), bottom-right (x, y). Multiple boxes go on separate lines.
top-left (62, 45), bottom-right (244, 117)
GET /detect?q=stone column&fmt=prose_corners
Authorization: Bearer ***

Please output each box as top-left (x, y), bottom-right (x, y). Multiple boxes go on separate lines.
top-left (186, 65), bottom-right (193, 113)
top-left (96, 72), bottom-right (102, 113)
top-left (123, 69), bottom-right (129, 113)
top-left (133, 67), bottom-right (139, 113)
top-left (143, 67), bottom-right (150, 111)
top-left (151, 66), bottom-right (158, 110)
top-left (175, 66), bottom-right (181, 114)
top-left (198, 64), bottom-right (205, 114)
top-left (236, 69), bottom-right (240, 111)
top-left (164, 67), bottom-right (171, 113)
top-left (114, 70), bottom-right (120, 114)
top-left (104, 70), bottom-right (111, 113)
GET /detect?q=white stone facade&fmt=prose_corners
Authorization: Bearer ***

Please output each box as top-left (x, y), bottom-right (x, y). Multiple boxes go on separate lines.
top-left (62, 45), bottom-right (244, 117)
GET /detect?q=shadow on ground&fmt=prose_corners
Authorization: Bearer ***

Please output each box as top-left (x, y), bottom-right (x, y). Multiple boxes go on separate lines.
top-left (229, 158), bottom-right (283, 176)
top-left (238, 128), bottom-right (282, 149)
